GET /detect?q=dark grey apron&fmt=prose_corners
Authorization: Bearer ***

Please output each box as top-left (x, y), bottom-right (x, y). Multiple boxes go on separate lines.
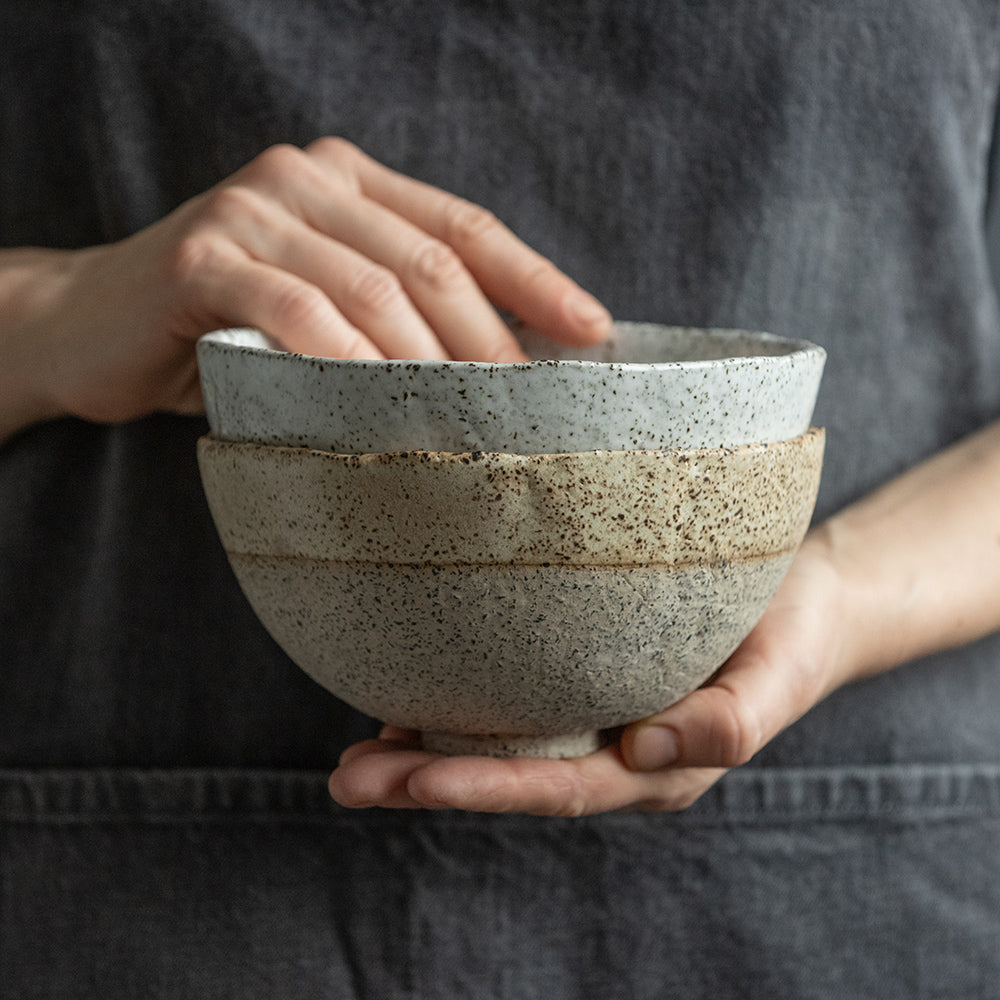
top-left (3, 766), bottom-right (999, 998)
top-left (3, 2), bottom-right (1000, 996)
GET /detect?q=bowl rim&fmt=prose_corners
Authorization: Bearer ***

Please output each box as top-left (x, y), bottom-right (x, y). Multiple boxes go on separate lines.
top-left (197, 323), bottom-right (826, 374)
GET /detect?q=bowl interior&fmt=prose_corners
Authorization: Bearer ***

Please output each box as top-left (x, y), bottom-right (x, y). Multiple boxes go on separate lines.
top-left (201, 322), bottom-right (819, 366)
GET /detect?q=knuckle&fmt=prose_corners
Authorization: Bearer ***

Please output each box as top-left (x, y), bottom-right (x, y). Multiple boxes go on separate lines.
top-left (304, 137), bottom-right (363, 194)
top-left (309, 135), bottom-right (361, 166)
top-left (543, 770), bottom-right (600, 819)
top-left (200, 184), bottom-right (264, 224)
top-left (344, 264), bottom-right (404, 317)
top-left (271, 281), bottom-right (330, 330)
top-left (442, 199), bottom-right (498, 250)
top-left (246, 142), bottom-right (309, 184)
top-left (408, 239), bottom-right (468, 293)
top-left (713, 689), bottom-right (763, 768)
top-left (164, 233), bottom-right (219, 286)
top-left (553, 783), bottom-right (591, 819)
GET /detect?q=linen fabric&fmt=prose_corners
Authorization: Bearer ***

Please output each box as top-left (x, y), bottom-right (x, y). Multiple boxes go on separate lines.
top-left (2, 1), bottom-right (1000, 996)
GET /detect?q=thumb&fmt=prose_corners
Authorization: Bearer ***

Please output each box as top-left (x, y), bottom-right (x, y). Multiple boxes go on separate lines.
top-left (620, 649), bottom-right (802, 773)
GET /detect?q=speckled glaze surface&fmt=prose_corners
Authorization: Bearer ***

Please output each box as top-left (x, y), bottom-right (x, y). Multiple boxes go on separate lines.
top-left (197, 323), bottom-right (825, 453)
top-left (197, 431), bottom-right (824, 756)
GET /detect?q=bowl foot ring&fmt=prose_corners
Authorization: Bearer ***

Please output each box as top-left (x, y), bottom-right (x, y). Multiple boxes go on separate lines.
top-left (421, 730), bottom-right (601, 759)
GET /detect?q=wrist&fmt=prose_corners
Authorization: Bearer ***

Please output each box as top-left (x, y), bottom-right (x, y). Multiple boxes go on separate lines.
top-left (797, 520), bottom-right (876, 686)
top-left (0, 248), bottom-right (87, 441)
top-left (807, 507), bottom-right (929, 685)
top-left (809, 424), bottom-right (1000, 682)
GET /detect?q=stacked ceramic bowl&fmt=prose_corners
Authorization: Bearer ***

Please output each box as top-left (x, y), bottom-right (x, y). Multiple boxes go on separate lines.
top-left (196, 323), bottom-right (825, 758)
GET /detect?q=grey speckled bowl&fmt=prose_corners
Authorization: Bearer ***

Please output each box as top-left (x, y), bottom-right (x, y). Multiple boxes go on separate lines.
top-left (198, 430), bottom-right (825, 758)
top-left (197, 323), bottom-right (825, 453)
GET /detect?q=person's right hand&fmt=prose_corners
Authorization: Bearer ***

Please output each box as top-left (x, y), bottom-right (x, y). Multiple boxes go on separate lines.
top-left (0, 138), bottom-right (611, 438)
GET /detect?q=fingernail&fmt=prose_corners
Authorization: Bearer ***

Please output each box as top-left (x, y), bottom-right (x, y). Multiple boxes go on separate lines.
top-left (629, 725), bottom-right (679, 772)
top-left (569, 291), bottom-right (612, 331)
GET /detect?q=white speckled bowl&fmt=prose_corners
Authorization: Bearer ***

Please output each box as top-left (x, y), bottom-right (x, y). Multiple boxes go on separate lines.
top-left (198, 430), bottom-right (825, 758)
top-left (197, 323), bottom-right (825, 453)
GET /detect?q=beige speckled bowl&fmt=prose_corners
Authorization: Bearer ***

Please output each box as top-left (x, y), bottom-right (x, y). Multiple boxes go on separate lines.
top-left (198, 429), bottom-right (824, 758)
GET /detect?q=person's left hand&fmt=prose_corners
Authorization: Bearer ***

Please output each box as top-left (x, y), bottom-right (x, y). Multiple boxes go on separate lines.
top-left (328, 531), bottom-right (854, 815)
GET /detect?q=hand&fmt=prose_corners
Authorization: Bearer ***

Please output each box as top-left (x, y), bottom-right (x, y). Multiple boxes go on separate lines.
top-left (327, 532), bottom-right (852, 816)
top-left (329, 418), bottom-right (1000, 815)
top-left (0, 138), bottom-right (611, 438)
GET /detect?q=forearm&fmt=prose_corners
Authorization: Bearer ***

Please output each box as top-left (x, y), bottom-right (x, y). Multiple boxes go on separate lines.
top-left (818, 419), bottom-right (1000, 684)
top-left (0, 248), bottom-right (74, 442)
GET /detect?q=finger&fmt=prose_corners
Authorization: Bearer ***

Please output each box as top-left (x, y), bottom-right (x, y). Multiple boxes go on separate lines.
top-left (329, 743), bottom-right (446, 810)
top-left (338, 737), bottom-right (405, 767)
top-left (622, 649), bottom-right (799, 772)
top-left (298, 189), bottom-right (530, 363)
top-left (407, 752), bottom-right (731, 815)
top-left (231, 142), bottom-right (524, 362)
top-left (197, 186), bottom-right (449, 360)
top-left (330, 739), bottom-right (730, 814)
top-left (402, 747), bottom-right (678, 816)
top-left (163, 359), bottom-right (205, 416)
top-left (180, 239), bottom-right (385, 360)
top-left (307, 138), bottom-right (613, 348)
top-left (378, 724), bottom-right (421, 744)
top-left (336, 729), bottom-right (421, 766)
